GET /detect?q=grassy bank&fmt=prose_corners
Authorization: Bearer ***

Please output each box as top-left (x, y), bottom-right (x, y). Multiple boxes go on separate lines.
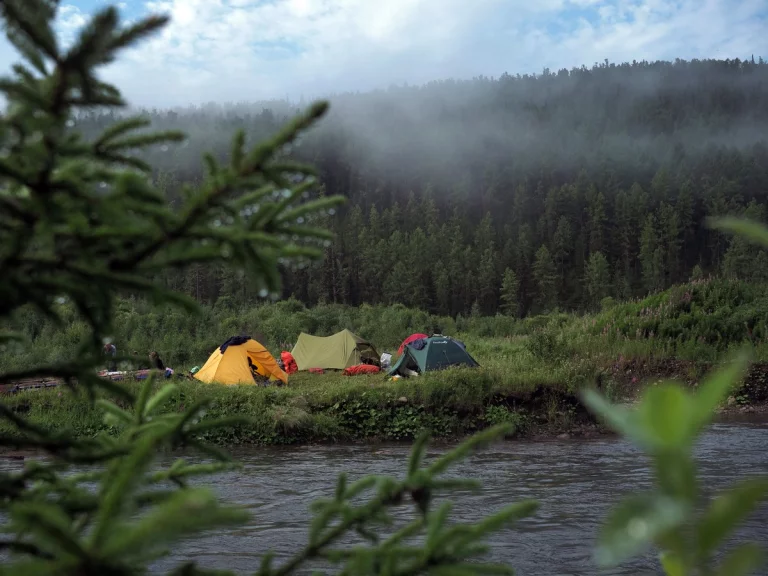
top-left (2, 336), bottom-right (592, 444)
top-left (5, 337), bottom-right (768, 446)
top-left (4, 277), bottom-right (768, 445)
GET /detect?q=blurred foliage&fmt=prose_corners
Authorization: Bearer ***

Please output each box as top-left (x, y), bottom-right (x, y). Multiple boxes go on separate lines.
top-left (584, 355), bottom-right (768, 576)
top-left (0, 3), bottom-right (539, 575)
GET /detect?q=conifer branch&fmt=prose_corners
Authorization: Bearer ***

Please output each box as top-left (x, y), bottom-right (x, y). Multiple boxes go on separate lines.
top-left (0, 4), bottom-right (539, 575)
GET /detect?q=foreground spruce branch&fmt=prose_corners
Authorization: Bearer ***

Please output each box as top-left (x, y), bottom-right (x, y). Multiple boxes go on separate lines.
top-left (0, 3), bottom-right (539, 575)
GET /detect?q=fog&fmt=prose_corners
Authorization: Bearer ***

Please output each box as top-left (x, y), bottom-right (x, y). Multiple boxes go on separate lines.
top-left (79, 57), bottom-right (765, 196)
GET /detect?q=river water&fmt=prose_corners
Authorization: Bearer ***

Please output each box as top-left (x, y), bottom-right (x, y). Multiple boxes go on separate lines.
top-left (1, 418), bottom-right (766, 574)
top-left (145, 416), bottom-right (768, 576)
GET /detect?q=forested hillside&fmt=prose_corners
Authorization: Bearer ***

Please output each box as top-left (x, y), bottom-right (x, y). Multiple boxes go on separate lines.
top-left (77, 57), bottom-right (768, 317)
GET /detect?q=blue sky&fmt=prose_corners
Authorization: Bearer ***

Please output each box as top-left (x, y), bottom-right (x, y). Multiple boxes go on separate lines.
top-left (0, 0), bottom-right (765, 108)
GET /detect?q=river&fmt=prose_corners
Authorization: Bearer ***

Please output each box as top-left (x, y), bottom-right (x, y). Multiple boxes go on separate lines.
top-left (1, 418), bottom-right (766, 575)
top-left (145, 415), bottom-right (768, 575)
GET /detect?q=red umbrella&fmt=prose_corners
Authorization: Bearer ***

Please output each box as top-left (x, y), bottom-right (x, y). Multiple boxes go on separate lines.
top-left (398, 333), bottom-right (428, 355)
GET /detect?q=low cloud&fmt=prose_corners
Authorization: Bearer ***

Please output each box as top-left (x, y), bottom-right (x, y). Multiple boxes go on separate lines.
top-left (0, 0), bottom-right (765, 107)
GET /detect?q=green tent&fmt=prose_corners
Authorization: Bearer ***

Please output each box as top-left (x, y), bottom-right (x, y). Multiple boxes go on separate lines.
top-left (388, 335), bottom-right (479, 376)
top-left (291, 329), bottom-right (380, 371)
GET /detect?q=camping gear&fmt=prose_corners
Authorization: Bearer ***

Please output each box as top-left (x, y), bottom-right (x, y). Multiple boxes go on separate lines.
top-left (291, 329), bottom-right (380, 371)
top-left (380, 352), bottom-right (392, 370)
top-left (388, 335), bottom-right (479, 377)
top-left (281, 351), bottom-right (298, 374)
top-left (343, 364), bottom-right (381, 376)
top-left (398, 333), bottom-right (428, 355)
top-left (133, 368), bottom-right (174, 381)
top-left (195, 337), bottom-right (288, 385)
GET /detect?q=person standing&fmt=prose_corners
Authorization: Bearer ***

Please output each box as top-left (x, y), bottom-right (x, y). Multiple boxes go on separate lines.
top-left (103, 342), bottom-right (117, 371)
top-left (149, 351), bottom-right (165, 371)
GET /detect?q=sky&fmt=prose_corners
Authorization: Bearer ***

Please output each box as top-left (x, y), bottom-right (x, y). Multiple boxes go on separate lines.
top-left (0, 0), bottom-right (765, 108)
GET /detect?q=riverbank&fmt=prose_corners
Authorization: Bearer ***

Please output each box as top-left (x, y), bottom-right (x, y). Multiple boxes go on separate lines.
top-left (3, 278), bottom-right (768, 445)
top-left (4, 352), bottom-right (768, 446)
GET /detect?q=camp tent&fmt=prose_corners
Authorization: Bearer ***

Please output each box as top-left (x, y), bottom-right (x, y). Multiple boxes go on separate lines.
top-left (398, 333), bottom-right (428, 355)
top-left (388, 335), bottom-right (479, 376)
top-left (195, 336), bottom-right (288, 385)
top-left (291, 329), bottom-right (380, 371)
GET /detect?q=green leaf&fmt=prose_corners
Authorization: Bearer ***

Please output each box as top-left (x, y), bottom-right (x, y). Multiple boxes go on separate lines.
top-left (334, 473), bottom-right (347, 501)
top-left (101, 488), bottom-right (249, 558)
top-left (697, 477), bottom-right (768, 556)
top-left (96, 399), bottom-right (133, 426)
top-left (93, 116), bottom-right (151, 148)
top-left (715, 543), bottom-right (764, 576)
top-left (407, 431), bottom-right (430, 476)
top-left (581, 389), bottom-right (655, 448)
top-left (693, 352), bottom-right (750, 433)
top-left (654, 451), bottom-right (698, 503)
top-left (134, 377), bottom-right (154, 418)
top-left (90, 434), bottom-right (161, 548)
top-left (426, 502), bottom-right (452, 548)
top-left (637, 384), bottom-right (696, 448)
top-left (0, 0), bottom-right (59, 60)
top-left (427, 424), bottom-right (512, 476)
top-left (711, 217), bottom-right (768, 248)
top-left (143, 383), bottom-right (179, 416)
top-left (467, 501), bottom-right (538, 544)
top-left (596, 493), bottom-right (687, 567)
top-left (8, 501), bottom-right (87, 559)
top-left (659, 550), bottom-right (686, 576)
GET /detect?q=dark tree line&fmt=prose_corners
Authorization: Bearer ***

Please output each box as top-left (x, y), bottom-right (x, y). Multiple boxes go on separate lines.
top-left (76, 57), bottom-right (768, 317)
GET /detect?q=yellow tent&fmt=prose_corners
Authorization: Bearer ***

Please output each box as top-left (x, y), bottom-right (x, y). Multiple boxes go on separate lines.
top-left (194, 337), bottom-right (288, 385)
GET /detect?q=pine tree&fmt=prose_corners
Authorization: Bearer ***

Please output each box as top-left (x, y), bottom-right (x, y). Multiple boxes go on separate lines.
top-left (588, 187), bottom-right (607, 254)
top-left (553, 216), bottom-right (573, 300)
top-left (533, 245), bottom-right (558, 312)
top-left (659, 202), bottom-right (682, 284)
top-left (516, 224), bottom-right (534, 314)
top-left (500, 268), bottom-right (520, 316)
top-left (676, 179), bottom-right (696, 265)
top-left (639, 214), bottom-right (664, 292)
top-left (476, 246), bottom-right (499, 314)
top-left (584, 251), bottom-right (611, 308)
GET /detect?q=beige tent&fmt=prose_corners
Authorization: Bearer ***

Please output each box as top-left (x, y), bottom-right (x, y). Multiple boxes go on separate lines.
top-left (291, 329), bottom-right (379, 371)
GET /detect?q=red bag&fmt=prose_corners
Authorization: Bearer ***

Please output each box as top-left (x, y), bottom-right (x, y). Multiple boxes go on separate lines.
top-left (308, 368), bottom-right (324, 374)
top-left (342, 364), bottom-right (381, 376)
top-left (280, 351), bottom-right (298, 374)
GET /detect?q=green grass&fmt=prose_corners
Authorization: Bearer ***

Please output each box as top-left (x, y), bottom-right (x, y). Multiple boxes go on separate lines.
top-left (4, 278), bottom-right (768, 445)
top-left (1, 335), bottom-right (596, 445)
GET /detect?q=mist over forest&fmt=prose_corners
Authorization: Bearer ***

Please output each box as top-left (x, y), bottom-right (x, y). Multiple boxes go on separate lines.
top-left (77, 57), bottom-right (768, 318)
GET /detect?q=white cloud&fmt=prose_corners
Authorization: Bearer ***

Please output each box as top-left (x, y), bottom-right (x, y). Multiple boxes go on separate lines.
top-left (0, 0), bottom-right (764, 108)
top-left (56, 4), bottom-right (89, 46)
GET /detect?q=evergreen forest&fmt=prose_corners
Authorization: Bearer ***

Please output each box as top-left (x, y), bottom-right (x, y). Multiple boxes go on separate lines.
top-left (75, 57), bottom-right (768, 317)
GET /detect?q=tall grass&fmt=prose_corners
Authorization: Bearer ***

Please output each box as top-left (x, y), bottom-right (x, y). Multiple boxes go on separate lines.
top-left (6, 278), bottom-right (768, 445)
top-left (6, 278), bottom-right (768, 376)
